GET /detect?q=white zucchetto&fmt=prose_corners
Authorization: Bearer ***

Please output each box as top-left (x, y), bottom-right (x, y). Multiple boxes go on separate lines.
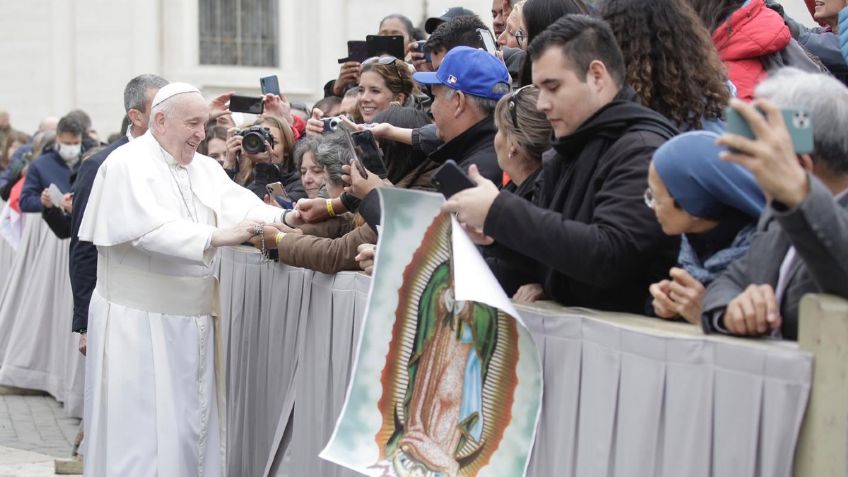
top-left (151, 82), bottom-right (201, 109)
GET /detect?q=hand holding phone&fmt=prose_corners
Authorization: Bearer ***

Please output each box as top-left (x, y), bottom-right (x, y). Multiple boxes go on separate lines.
top-left (339, 40), bottom-right (369, 64)
top-left (350, 130), bottom-right (388, 178)
top-left (265, 181), bottom-right (293, 208)
top-left (229, 95), bottom-right (264, 114)
top-left (48, 183), bottom-right (65, 206)
top-left (260, 75), bottom-right (280, 96)
top-left (477, 28), bottom-right (498, 55)
top-left (432, 160), bottom-right (475, 198)
top-left (725, 106), bottom-right (813, 154)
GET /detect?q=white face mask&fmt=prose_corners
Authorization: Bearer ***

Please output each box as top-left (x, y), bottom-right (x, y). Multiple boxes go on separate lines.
top-left (57, 143), bottom-right (81, 162)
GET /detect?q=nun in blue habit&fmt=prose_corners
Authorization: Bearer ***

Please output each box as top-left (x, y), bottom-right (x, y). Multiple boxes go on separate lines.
top-left (645, 130), bottom-right (766, 323)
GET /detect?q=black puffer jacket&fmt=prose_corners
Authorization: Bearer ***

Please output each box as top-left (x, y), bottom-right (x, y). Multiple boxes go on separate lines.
top-left (484, 87), bottom-right (681, 313)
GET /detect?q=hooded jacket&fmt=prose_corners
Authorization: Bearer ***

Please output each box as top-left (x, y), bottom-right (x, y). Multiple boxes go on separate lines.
top-left (483, 87), bottom-right (680, 313)
top-left (712, 0), bottom-right (791, 101)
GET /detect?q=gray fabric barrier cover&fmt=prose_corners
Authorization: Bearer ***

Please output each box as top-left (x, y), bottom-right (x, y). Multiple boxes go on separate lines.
top-left (218, 248), bottom-right (812, 477)
top-left (0, 214), bottom-right (85, 417)
top-left (0, 200), bottom-right (16, 292)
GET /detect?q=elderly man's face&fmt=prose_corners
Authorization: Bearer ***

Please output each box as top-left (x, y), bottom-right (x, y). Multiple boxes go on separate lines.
top-left (157, 94), bottom-right (209, 165)
top-left (0, 112), bottom-right (9, 129)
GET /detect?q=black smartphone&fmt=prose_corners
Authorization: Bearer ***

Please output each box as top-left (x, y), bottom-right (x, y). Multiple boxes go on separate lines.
top-left (477, 28), bottom-right (498, 55)
top-left (338, 40), bottom-right (369, 64)
top-left (351, 130), bottom-right (388, 178)
top-left (432, 160), bottom-right (475, 198)
top-left (367, 35), bottom-right (405, 59)
top-left (229, 95), bottom-right (264, 114)
top-left (415, 41), bottom-right (432, 63)
top-left (260, 75), bottom-right (280, 96)
top-left (341, 129), bottom-right (370, 179)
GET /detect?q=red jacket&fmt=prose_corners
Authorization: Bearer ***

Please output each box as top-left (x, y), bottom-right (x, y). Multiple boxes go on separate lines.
top-left (712, 0), bottom-right (790, 101)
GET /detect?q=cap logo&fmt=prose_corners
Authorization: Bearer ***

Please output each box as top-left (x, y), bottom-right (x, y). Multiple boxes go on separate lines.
top-left (448, 75), bottom-right (458, 85)
top-left (492, 82), bottom-right (511, 95)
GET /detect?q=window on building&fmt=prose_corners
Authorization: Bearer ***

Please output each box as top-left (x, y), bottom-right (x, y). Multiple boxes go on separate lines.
top-left (199, 0), bottom-right (279, 67)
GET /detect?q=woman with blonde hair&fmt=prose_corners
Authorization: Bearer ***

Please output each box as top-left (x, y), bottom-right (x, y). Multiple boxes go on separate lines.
top-left (486, 85), bottom-right (553, 300)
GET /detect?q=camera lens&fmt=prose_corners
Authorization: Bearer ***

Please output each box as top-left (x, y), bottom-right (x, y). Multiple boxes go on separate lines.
top-left (242, 131), bottom-right (265, 154)
top-left (323, 117), bottom-right (341, 132)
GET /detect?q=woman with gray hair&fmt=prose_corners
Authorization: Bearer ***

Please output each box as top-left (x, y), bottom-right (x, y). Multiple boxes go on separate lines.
top-left (313, 130), bottom-right (352, 199)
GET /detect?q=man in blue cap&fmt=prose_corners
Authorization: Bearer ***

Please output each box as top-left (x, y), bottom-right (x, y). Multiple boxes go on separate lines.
top-left (413, 46), bottom-right (511, 183)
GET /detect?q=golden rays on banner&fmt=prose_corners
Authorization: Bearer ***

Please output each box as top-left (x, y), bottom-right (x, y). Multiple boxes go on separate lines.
top-left (375, 213), bottom-right (520, 477)
top-left (320, 189), bottom-right (542, 477)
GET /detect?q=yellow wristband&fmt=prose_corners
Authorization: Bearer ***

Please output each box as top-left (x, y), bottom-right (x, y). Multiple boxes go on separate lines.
top-left (326, 199), bottom-right (336, 217)
top-left (275, 232), bottom-right (284, 247)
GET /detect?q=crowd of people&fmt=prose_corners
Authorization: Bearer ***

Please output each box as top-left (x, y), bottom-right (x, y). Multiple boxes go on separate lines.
top-left (2, 0), bottom-right (848, 475)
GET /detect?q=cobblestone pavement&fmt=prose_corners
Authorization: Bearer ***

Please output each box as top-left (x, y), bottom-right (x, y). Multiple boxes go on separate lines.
top-left (0, 393), bottom-right (80, 459)
top-left (0, 389), bottom-right (80, 476)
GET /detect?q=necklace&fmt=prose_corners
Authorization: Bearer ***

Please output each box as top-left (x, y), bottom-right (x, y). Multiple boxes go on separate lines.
top-left (162, 148), bottom-right (199, 223)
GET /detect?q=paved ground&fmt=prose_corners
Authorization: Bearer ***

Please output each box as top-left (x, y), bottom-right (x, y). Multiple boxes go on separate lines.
top-left (0, 389), bottom-right (80, 476)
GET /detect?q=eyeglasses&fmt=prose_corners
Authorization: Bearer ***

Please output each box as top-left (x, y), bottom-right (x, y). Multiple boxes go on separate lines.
top-left (508, 85), bottom-right (534, 131)
top-left (644, 187), bottom-right (656, 209)
top-left (509, 29), bottom-right (526, 47)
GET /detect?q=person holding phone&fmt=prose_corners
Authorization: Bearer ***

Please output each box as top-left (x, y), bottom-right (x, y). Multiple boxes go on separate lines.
top-left (484, 85), bottom-right (552, 301)
top-left (378, 14), bottom-right (417, 53)
top-left (442, 15), bottom-right (679, 314)
top-left (701, 68), bottom-right (848, 340)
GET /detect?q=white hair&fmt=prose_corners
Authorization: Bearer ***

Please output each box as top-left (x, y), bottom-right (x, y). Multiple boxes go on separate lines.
top-left (755, 67), bottom-right (848, 174)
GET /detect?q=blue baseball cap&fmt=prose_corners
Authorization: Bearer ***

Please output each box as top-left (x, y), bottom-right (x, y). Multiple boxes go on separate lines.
top-left (413, 46), bottom-right (511, 101)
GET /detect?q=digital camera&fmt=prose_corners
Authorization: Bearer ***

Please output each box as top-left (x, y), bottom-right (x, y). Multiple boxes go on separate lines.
top-left (322, 117), bottom-right (343, 133)
top-left (238, 126), bottom-right (275, 154)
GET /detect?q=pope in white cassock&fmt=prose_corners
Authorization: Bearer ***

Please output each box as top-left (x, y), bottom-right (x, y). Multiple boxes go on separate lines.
top-left (78, 83), bottom-right (285, 476)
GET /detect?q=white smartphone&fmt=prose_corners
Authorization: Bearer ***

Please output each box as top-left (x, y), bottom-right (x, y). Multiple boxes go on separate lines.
top-left (48, 183), bottom-right (65, 206)
top-left (477, 28), bottom-right (498, 55)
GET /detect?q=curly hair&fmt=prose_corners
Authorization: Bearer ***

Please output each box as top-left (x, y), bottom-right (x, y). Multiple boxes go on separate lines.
top-left (602, 0), bottom-right (730, 130)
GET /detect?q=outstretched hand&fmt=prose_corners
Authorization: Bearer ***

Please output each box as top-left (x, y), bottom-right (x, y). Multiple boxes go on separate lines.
top-left (209, 91), bottom-right (235, 120)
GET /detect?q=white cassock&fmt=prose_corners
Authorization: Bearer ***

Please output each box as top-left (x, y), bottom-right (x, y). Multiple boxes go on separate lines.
top-left (78, 131), bottom-right (283, 477)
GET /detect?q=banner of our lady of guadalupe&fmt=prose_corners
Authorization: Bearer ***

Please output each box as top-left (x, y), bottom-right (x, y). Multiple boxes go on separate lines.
top-left (321, 189), bottom-right (543, 477)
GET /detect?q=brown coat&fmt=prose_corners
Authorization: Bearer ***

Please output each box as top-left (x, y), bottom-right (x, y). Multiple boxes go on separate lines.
top-left (278, 222), bottom-right (377, 274)
top-left (298, 213), bottom-right (356, 238)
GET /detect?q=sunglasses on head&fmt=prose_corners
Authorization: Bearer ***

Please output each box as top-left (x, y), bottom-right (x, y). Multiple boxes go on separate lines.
top-left (508, 85), bottom-right (534, 131)
top-left (365, 55), bottom-right (406, 91)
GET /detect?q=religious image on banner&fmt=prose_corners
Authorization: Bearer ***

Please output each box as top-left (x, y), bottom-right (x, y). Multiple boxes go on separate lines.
top-left (321, 189), bottom-right (542, 477)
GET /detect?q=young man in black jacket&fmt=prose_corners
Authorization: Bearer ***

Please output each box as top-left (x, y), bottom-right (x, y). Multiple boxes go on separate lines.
top-left (444, 15), bottom-right (680, 313)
